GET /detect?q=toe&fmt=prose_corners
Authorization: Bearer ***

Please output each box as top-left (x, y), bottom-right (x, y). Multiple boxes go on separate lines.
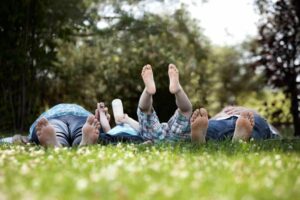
top-left (169, 63), bottom-right (178, 72)
top-left (191, 109), bottom-right (200, 122)
top-left (240, 111), bottom-right (248, 118)
top-left (87, 115), bottom-right (95, 125)
top-left (249, 113), bottom-right (255, 126)
top-left (199, 108), bottom-right (208, 117)
top-left (93, 118), bottom-right (98, 126)
top-left (38, 117), bottom-right (47, 126)
top-left (96, 122), bottom-right (100, 129)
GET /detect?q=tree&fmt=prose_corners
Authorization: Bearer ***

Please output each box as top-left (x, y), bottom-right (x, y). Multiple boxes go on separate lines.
top-left (53, 6), bottom-right (210, 122)
top-left (0, 0), bottom-right (89, 132)
top-left (253, 0), bottom-right (300, 136)
top-left (206, 46), bottom-right (264, 115)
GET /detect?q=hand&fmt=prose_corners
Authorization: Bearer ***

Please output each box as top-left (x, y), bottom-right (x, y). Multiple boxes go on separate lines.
top-left (12, 134), bottom-right (29, 145)
top-left (115, 114), bottom-right (129, 124)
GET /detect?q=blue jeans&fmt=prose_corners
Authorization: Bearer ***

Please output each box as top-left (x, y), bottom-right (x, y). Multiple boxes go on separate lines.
top-left (206, 114), bottom-right (272, 141)
top-left (30, 115), bottom-right (89, 146)
top-left (30, 115), bottom-right (145, 146)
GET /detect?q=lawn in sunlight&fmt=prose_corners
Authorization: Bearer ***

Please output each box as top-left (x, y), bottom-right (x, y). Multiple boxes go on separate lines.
top-left (0, 140), bottom-right (300, 200)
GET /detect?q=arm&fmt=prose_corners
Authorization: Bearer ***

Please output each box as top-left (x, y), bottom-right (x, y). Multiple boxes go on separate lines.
top-left (115, 114), bottom-right (140, 132)
top-left (222, 106), bottom-right (259, 115)
top-left (211, 106), bottom-right (259, 120)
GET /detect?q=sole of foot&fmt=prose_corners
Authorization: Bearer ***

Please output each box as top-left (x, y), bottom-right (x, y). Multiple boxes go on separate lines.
top-left (80, 115), bottom-right (100, 146)
top-left (141, 64), bottom-right (156, 95)
top-left (168, 64), bottom-right (181, 94)
top-left (190, 108), bottom-right (208, 144)
top-left (232, 111), bottom-right (255, 142)
top-left (36, 117), bottom-right (61, 148)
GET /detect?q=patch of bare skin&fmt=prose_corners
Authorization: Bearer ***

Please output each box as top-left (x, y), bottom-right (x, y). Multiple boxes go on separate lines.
top-left (97, 102), bottom-right (111, 133)
top-left (232, 111), bottom-right (255, 142)
top-left (80, 115), bottom-right (100, 146)
top-left (36, 117), bottom-right (61, 148)
top-left (190, 108), bottom-right (208, 144)
top-left (141, 64), bottom-right (156, 95)
top-left (168, 64), bottom-right (181, 94)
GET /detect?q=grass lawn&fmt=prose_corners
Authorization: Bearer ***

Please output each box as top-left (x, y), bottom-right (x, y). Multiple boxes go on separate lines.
top-left (0, 140), bottom-right (300, 200)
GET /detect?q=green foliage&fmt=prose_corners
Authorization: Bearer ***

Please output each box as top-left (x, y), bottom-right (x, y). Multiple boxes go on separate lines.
top-left (238, 90), bottom-right (293, 124)
top-left (53, 6), bottom-right (210, 121)
top-left (0, 0), bottom-right (90, 132)
top-left (253, 0), bottom-right (300, 135)
top-left (1, 0), bottom-right (280, 132)
top-left (202, 46), bottom-right (264, 116)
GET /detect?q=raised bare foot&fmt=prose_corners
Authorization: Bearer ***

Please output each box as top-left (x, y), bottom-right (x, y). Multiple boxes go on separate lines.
top-left (232, 111), bottom-right (255, 142)
top-left (36, 118), bottom-right (61, 148)
top-left (80, 115), bottom-right (100, 146)
top-left (168, 64), bottom-right (182, 94)
top-left (97, 102), bottom-right (111, 133)
top-left (141, 64), bottom-right (156, 95)
top-left (190, 108), bottom-right (208, 144)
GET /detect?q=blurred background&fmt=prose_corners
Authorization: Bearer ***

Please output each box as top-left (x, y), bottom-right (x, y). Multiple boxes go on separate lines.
top-left (0, 0), bottom-right (299, 136)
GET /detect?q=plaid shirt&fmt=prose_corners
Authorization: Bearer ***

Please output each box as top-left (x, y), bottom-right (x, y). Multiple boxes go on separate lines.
top-left (137, 108), bottom-right (191, 142)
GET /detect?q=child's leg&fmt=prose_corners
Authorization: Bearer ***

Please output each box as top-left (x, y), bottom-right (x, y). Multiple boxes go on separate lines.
top-left (138, 64), bottom-right (156, 114)
top-left (96, 102), bottom-right (111, 133)
top-left (168, 64), bottom-right (192, 117)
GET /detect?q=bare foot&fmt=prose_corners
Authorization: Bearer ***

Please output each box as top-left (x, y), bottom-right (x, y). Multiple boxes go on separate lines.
top-left (168, 64), bottom-right (181, 94)
top-left (36, 118), bottom-right (61, 148)
top-left (232, 112), bottom-right (255, 142)
top-left (190, 108), bottom-right (208, 144)
top-left (141, 64), bottom-right (156, 95)
top-left (97, 102), bottom-right (111, 133)
top-left (80, 115), bottom-right (100, 146)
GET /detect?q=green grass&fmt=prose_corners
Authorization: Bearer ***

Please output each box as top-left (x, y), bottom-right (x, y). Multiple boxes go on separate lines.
top-left (0, 140), bottom-right (300, 200)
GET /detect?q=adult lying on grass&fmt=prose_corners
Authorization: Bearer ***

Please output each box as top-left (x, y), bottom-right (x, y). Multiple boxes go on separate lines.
top-left (0, 103), bottom-right (144, 147)
top-left (118, 63), bottom-right (279, 144)
top-left (190, 106), bottom-right (280, 144)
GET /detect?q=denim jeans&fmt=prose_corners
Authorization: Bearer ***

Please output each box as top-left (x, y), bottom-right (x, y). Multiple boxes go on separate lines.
top-left (30, 115), bottom-right (145, 146)
top-left (206, 114), bottom-right (272, 141)
top-left (30, 115), bottom-right (88, 146)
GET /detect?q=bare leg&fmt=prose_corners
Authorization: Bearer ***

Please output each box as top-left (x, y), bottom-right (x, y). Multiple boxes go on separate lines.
top-left (36, 118), bottom-right (62, 148)
top-left (80, 115), bottom-right (100, 146)
top-left (232, 112), bottom-right (255, 142)
top-left (168, 64), bottom-right (192, 117)
top-left (96, 102), bottom-right (111, 133)
top-left (190, 108), bottom-right (208, 144)
top-left (138, 64), bottom-right (156, 114)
